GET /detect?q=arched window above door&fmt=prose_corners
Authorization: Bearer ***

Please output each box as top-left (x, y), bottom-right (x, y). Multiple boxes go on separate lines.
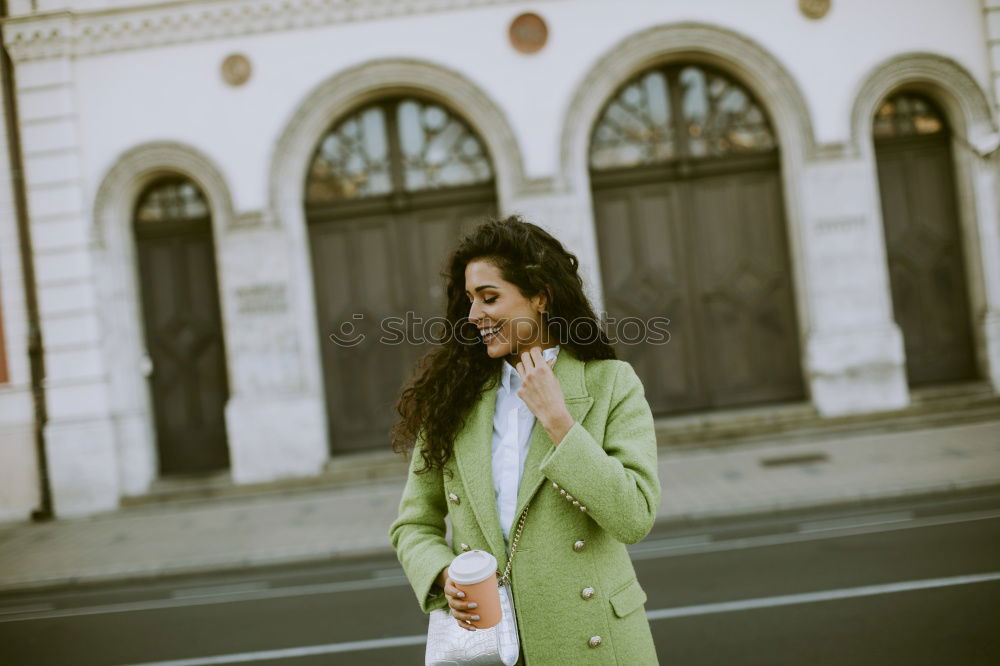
top-left (589, 64), bottom-right (776, 170)
top-left (305, 98), bottom-right (493, 204)
top-left (135, 178), bottom-right (209, 223)
top-left (873, 92), bottom-right (946, 139)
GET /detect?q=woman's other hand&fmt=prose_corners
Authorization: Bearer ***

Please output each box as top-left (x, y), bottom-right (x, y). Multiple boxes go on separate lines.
top-left (438, 567), bottom-right (480, 631)
top-left (516, 346), bottom-right (574, 444)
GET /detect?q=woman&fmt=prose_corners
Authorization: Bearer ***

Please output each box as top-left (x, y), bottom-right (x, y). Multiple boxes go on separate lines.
top-left (389, 216), bottom-right (661, 664)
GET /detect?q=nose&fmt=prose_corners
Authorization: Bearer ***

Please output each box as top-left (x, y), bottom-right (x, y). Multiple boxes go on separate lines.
top-left (468, 299), bottom-right (482, 325)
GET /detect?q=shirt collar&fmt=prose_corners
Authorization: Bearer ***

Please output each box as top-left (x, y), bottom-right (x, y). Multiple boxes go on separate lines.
top-left (501, 345), bottom-right (560, 393)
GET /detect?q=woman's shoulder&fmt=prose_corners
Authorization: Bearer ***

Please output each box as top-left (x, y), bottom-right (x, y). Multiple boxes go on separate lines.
top-left (581, 356), bottom-right (632, 371)
top-left (581, 357), bottom-right (637, 389)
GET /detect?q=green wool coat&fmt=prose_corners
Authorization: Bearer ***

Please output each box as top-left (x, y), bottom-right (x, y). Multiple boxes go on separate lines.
top-left (389, 348), bottom-right (661, 665)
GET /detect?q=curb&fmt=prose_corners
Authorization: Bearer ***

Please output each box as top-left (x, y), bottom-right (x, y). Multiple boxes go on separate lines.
top-left (649, 477), bottom-right (1000, 532)
top-left (3, 478), bottom-right (999, 596)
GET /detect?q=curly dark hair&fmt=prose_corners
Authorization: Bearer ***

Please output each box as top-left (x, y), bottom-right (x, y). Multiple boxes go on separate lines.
top-left (390, 215), bottom-right (616, 474)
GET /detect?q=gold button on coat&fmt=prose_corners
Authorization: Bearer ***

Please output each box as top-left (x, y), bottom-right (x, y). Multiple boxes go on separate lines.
top-left (573, 540), bottom-right (586, 552)
top-left (565, 494), bottom-right (574, 502)
top-left (581, 586), bottom-right (595, 600)
top-left (588, 636), bottom-right (602, 648)
top-left (552, 481), bottom-right (559, 489)
top-left (460, 543), bottom-right (470, 552)
top-left (448, 493), bottom-right (460, 504)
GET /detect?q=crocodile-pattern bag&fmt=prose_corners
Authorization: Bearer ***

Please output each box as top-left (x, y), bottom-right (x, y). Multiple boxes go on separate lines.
top-left (424, 507), bottom-right (528, 666)
top-left (424, 580), bottom-right (519, 665)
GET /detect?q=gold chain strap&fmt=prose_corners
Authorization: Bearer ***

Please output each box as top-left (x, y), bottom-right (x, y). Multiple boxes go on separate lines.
top-left (497, 505), bottom-right (529, 587)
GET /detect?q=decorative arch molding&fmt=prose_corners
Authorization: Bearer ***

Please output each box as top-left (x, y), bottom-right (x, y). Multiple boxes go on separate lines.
top-left (558, 21), bottom-right (819, 366)
top-left (560, 22), bottom-right (817, 191)
top-left (268, 58), bottom-right (527, 220)
top-left (264, 58), bottom-right (528, 452)
top-left (93, 141), bottom-right (236, 246)
top-left (850, 53), bottom-right (996, 154)
top-left (91, 141), bottom-right (237, 492)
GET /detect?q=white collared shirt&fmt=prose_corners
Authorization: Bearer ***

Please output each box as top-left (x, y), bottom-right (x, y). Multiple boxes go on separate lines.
top-left (492, 345), bottom-right (560, 547)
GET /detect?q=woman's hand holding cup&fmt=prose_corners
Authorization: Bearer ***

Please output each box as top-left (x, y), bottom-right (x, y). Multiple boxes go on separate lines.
top-left (439, 567), bottom-right (480, 631)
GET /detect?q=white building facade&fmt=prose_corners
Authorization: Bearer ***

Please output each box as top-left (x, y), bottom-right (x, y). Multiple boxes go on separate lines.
top-left (2, 0), bottom-right (1000, 520)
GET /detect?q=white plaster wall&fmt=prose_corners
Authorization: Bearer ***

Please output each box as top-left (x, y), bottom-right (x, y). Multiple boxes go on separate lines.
top-left (1, 0), bottom-right (996, 518)
top-left (71, 0), bottom-right (990, 215)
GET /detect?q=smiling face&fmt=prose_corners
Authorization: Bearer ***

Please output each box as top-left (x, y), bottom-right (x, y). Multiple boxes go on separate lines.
top-left (464, 259), bottom-right (553, 364)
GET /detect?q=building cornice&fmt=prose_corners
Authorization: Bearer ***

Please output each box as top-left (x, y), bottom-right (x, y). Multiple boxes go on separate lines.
top-left (2, 0), bottom-right (553, 61)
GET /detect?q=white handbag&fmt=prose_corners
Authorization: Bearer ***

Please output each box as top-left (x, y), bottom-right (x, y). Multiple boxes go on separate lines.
top-left (424, 507), bottom-right (528, 665)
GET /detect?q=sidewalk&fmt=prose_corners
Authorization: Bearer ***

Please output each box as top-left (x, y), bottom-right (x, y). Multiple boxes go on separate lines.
top-left (1, 416), bottom-right (999, 593)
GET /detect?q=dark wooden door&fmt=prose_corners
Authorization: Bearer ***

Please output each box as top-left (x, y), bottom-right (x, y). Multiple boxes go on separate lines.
top-left (874, 95), bottom-right (977, 385)
top-left (135, 180), bottom-right (230, 475)
top-left (305, 97), bottom-right (497, 453)
top-left (309, 202), bottom-right (490, 453)
top-left (593, 160), bottom-right (804, 415)
top-left (589, 64), bottom-right (805, 416)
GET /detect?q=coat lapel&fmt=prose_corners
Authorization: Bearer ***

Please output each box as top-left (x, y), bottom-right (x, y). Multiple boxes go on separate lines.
top-left (454, 374), bottom-right (507, 560)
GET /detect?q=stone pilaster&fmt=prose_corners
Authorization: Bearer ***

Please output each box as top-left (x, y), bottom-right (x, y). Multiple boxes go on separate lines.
top-left (984, 0), bottom-right (1000, 112)
top-left (797, 155), bottom-right (910, 416)
top-left (216, 220), bottom-right (328, 484)
top-left (979, 0), bottom-right (1000, 391)
top-left (0, 55), bottom-right (41, 522)
top-left (14, 55), bottom-right (120, 517)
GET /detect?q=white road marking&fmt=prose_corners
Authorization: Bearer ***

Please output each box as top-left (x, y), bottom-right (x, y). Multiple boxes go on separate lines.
top-left (121, 571), bottom-right (1000, 665)
top-left (797, 510), bottom-right (914, 533)
top-left (646, 571), bottom-right (1000, 620)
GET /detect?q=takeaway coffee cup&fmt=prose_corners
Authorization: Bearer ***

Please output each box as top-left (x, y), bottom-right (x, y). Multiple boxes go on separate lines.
top-left (448, 549), bottom-right (502, 629)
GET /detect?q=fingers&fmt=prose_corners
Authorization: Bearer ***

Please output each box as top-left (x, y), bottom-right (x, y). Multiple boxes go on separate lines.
top-left (443, 579), bottom-right (462, 598)
top-left (449, 603), bottom-right (481, 625)
top-left (530, 346), bottom-right (544, 367)
top-left (444, 586), bottom-right (478, 613)
top-left (443, 579), bottom-right (480, 630)
top-left (455, 614), bottom-right (477, 631)
top-left (519, 347), bottom-right (553, 378)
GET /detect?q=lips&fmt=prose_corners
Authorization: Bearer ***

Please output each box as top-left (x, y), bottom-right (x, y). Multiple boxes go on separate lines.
top-left (479, 321), bottom-right (504, 343)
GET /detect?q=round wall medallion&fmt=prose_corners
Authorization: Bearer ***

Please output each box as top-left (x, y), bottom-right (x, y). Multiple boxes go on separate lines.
top-left (509, 12), bottom-right (548, 54)
top-left (799, 0), bottom-right (831, 20)
top-left (221, 53), bottom-right (252, 86)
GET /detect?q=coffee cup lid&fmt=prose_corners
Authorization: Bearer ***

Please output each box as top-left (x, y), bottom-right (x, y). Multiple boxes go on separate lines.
top-left (449, 550), bottom-right (497, 585)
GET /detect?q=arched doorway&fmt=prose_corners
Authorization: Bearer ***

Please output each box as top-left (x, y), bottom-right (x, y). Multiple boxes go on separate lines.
top-left (134, 177), bottom-right (231, 474)
top-left (589, 63), bottom-right (805, 416)
top-left (873, 92), bottom-right (977, 385)
top-left (305, 97), bottom-right (497, 453)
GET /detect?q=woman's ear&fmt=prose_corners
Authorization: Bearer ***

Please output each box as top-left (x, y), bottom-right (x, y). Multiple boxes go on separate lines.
top-left (535, 285), bottom-right (553, 314)
top-left (531, 293), bottom-right (546, 315)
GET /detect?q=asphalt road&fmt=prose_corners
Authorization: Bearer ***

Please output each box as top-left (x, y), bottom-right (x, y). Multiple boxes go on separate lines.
top-left (1, 489), bottom-right (998, 666)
